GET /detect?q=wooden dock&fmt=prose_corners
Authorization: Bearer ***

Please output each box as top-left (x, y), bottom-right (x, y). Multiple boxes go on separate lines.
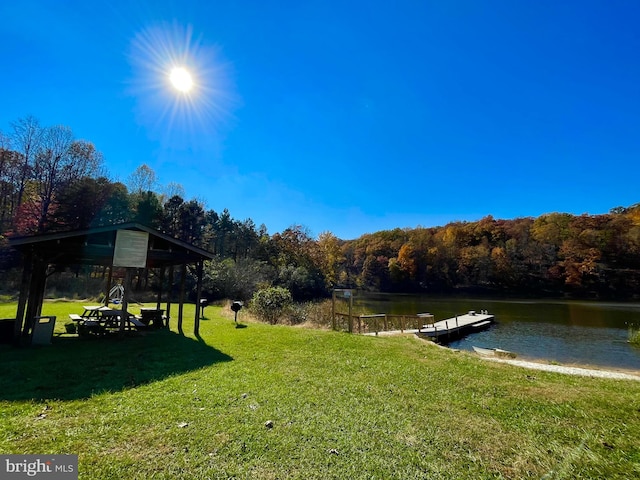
top-left (415, 311), bottom-right (494, 343)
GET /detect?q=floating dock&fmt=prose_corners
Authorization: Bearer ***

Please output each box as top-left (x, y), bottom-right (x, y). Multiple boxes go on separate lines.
top-left (415, 311), bottom-right (494, 343)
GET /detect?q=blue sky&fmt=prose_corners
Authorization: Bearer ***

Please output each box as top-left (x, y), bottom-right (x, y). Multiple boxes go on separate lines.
top-left (2, 1), bottom-right (639, 239)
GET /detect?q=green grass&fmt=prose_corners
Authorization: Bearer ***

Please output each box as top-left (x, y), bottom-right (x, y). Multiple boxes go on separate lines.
top-left (1, 301), bottom-right (639, 479)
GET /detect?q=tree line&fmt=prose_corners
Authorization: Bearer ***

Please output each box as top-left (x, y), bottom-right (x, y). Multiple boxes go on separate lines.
top-left (337, 209), bottom-right (640, 298)
top-left (2, 116), bottom-right (640, 301)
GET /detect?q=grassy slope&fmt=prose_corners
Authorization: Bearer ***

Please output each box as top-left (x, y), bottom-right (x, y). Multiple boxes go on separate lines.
top-left (0, 301), bottom-right (639, 479)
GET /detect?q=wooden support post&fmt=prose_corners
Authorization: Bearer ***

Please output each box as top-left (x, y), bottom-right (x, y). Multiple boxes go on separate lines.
top-left (194, 260), bottom-right (203, 336)
top-left (331, 290), bottom-right (336, 331)
top-left (105, 265), bottom-right (113, 306)
top-left (178, 264), bottom-right (186, 334)
top-left (22, 274), bottom-right (38, 337)
top-left (24, 258), bottom-right (47, 338)
top-left (120, 268), bottom-right (133, 334)
top-left (14, 251), bottom-right (33, 344)
top-left (347, 293), bottom-right (353, 334)
top-left (156, 266), bottom-right (164, 310)
top-left (34, 263), bottom-right (48, 318)
top-left (166, 265), bottom-right (174, 329)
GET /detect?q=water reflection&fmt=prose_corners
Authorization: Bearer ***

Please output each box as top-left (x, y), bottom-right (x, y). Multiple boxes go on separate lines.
top-left (358, 294), bottom-right (640, 370)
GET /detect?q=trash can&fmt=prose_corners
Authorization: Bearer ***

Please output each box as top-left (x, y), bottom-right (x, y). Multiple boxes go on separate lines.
top-left (31, 316), bottom-right (56, 345)
top-left (0, 319), bottom-right (15, 344)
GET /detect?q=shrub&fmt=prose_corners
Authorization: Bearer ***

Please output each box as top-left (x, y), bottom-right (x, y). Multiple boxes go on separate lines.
top-left (250, 287), bottom-right (293, 325)
top-left (202, 257), bottom-right (273, 301)
top-left (629, 323), bottom-right (640, 346)
top-left (288, 300), bottom-right (334, 327)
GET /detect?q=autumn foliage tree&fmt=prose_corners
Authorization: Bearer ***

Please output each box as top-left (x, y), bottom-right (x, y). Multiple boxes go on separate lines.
top-left (4, 117), bottom-right (640, 300)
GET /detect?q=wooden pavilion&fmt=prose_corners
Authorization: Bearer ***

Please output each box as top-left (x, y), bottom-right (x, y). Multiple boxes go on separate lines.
top-left (8, 222), bottom-right (215, 344)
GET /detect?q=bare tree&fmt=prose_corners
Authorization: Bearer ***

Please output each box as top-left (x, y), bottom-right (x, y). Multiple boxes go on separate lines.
top-left (10, 116), bottom-right (43, 207)
top-left (30, 126), bottom-right (103, 232)
top-left (127, 164), bottom-right (157, 194)
top-left (160, 181), bottom-right (185, 203)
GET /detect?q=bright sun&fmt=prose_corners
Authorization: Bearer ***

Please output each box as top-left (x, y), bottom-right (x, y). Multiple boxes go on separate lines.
top-left (169, 67), bottom-right (193, 92)
top-left (129, 22), bottom-right (237, 139)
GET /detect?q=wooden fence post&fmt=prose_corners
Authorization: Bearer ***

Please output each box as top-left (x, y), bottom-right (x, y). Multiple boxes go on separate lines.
top-left (331, 290), bottom-right (336, 331)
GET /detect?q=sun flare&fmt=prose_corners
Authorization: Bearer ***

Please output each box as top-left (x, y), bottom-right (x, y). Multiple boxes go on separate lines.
top-left (128, 22), bottom-right (238, 147)
top-left (170, 67), bottom-right (193, 92)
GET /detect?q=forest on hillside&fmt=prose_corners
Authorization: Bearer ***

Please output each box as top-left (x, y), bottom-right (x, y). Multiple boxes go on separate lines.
top-left (2, 116), bottom-right (640, 301)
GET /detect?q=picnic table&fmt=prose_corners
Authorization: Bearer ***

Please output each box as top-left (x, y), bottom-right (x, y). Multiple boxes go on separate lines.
top-left (82, 305), bottom-right (103, 317)
top-left (139, 308), bottom-right (165, 328)
top-left (69, 306), bottom-right (146, 335)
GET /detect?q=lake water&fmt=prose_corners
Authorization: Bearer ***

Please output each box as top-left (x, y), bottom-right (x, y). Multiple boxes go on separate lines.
top-left (356, 293), bottom-right (640, 371)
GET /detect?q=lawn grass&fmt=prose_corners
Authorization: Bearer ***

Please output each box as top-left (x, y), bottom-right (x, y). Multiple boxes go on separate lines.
top-left (1, 300), bottom-right (639, 479)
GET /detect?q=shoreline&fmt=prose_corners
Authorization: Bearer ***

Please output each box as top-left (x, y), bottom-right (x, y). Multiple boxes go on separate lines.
top-left (412, 333), bottom-right (640, 380)
top-left (481, 356), bottom-right (640, 380)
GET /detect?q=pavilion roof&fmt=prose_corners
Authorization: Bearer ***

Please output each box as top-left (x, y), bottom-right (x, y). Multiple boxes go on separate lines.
top-left (8, 222), bottom-right (214, 268)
